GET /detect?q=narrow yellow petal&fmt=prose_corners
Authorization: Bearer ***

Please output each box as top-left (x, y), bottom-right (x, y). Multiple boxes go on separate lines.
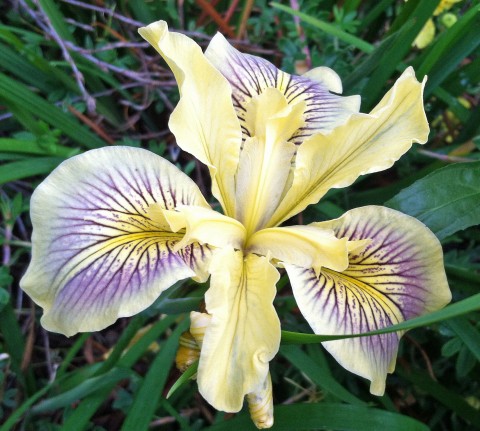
top-left (247, 225), bottom-right (349, 274)
top-left (163, 205), bottom-right (246, 250)
top-left (196, 249), bottom-right (281, 412)
top-left (138, 21), bottom-right (241, 216)
top-left (269, 67), bottom-right (429, 228)
top-left (235, 88), bottom-right (302, 234)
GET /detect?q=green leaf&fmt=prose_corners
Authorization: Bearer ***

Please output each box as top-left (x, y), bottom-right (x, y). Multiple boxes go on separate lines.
top-left (400, 370), bottom-right (480, 426)
top-left (57, 315), bottom-right (179, 431)
top-left (386, 162), bottom-right (480, 240)
top-left (0, 72), bottom-right (108, 148)
top-left (280, 345), bottom-right (366, 406)
top-left (271, 3), bottom-right (373, 53)
top-left (37, 0), bottom-right (75, 43)
top-left (0, 302), bottom-right (27, 388)
top-left (281, 293), bottom-right (480, 344)
top-left (360, 0), bottom-right (439, 108)
top-left (0, 138), bottom-right (76, 157)
top-left (0, 157), bottom-right (64, 185)
top-left (31, 367), bottom-right (134, 414)
top-left (0, 383), bottom-right (53, 431)
top-left (343, 21), bottom-right (413, 93)
top-left (0, 288), bottom-right (10, 312)
top-left (447, 317), bottom-right (480, 362)
top-left (205, 403), bottom-right (430, 431)
top-left (120, 319), bottom-right (189, 431)
top-left (418, 5), bottom-right (480, 95)
top-left (166, 360), bottom-right (198, 399)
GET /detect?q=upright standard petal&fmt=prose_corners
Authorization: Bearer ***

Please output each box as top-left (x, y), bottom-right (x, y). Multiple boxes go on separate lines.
top-left (234, 88), bottom-right (302, 234)
top-left (205, 32), bottom-right (360, 144)
top-left (197, 248), bottom-right (281, 412)
top-left (138, 21), bottom-right (242, 216)
top-left (269, 67), bottom-right (429, 228)
top-left (286, 206), bottom-right (451, 395)
top-left (20, 147), bottom-right (211, 336)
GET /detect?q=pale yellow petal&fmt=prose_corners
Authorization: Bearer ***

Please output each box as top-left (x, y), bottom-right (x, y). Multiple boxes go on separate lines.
top-left (235, 88), bottom-right (302, 234)
top-left (413, 19), bottom-right (435, 49)
top-left (247, 373), bottom-right (274, 429)
top-left (268, 67), bottom-right (429, 228)
top-left (247, 225), bottom-right (349, 274)
top-left (163, 206), bottom-right (246, 251)
top-left (138, 21), bottom-right (242, 216)
top-left (196, 249), bottom-right (281, 412)
top-left (20, 147), bottom-right (211, 336)
top-left (434, 0), bottom-right (462, 15)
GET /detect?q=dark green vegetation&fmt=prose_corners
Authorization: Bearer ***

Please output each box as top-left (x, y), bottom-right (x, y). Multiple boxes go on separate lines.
top-left (1, 0), bottom-right (479, 430)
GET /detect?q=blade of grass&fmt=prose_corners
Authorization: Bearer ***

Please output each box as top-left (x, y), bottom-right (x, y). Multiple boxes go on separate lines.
top-left (0, 43), bottom-right (54, 92)
top-left (358, 0), bottom-right (396, 31)
top-left (0, 302), bottom-right (27, 389)
top-left (399, 369), bottom-right (480, 427)
top-left (31, 367), bottom-right (134, 414)
top-left (343, 19), bottom-right (414, 93)
top-left (120, 318), bottom-right (189, 431)
top-left (447, 317), bottom-right (480, 362)
top-left (0, 72), bottom-right (108, 148)
top-left (0, 138), bottom-right (78, 157)
top-left (271, 3), bottom-right (373, 53)
top-left (0, 383), bottom-right (54, 431)
top-left (93, 314), bottom-right (148, 376)
top-left (205, 403), bottom-right (430, 431)
top-left (423, 16), bottom-right (480, 97)
top-left (0, 157), bottom-right (65, 185)
top-left (38, 0), bottom-right (76, 42)
top-left (56, 333), bottom-right (91, 378)
top-left (387, 0), bottom-right (438, 35)
top-left (281, 292), bottom-right (480, 344)
top-left (360, 0), bottom-right (440, 109)
top-left (416, 5), bottom-right (480, 79)
top-left (281, 345), bottom-right (367, 406)
top-left (166, 360), bottom-right (198, 399)
top-left (59, 315), bottom-right (179, 431)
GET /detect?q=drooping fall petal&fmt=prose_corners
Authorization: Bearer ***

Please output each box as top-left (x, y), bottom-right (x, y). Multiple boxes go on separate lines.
top-left (285, 206), bottom-right (451, 395)
top-left (268, 67), bottom-right (429, 228)
top-left (205, 32), bottom-right (360, 143)
top-left (138, 21), bottom-right (242, 217)
top-left (20, 147), bottom-right (211, 336)
top-left (196, 248), bottom-right (281, 412)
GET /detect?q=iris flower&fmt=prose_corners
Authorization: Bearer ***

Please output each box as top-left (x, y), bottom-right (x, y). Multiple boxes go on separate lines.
top-left (21, 21), bottom-right (451, 428)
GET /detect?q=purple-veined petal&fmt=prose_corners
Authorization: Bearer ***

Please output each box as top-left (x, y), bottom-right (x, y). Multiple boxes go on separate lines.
top-left (286, 206), bottom-right (451, 395)
top-left (205, 33), bottom-right (360, 144)
top-left (20, 147), bottom-right (211, 336)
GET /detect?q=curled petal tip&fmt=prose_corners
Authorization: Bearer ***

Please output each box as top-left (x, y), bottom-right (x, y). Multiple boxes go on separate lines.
top-left (247, 373), bottom-right (274, 429)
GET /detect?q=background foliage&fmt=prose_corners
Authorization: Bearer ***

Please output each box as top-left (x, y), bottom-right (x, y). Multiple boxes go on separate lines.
top-left (0, 0), bottom-right (479, 430)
